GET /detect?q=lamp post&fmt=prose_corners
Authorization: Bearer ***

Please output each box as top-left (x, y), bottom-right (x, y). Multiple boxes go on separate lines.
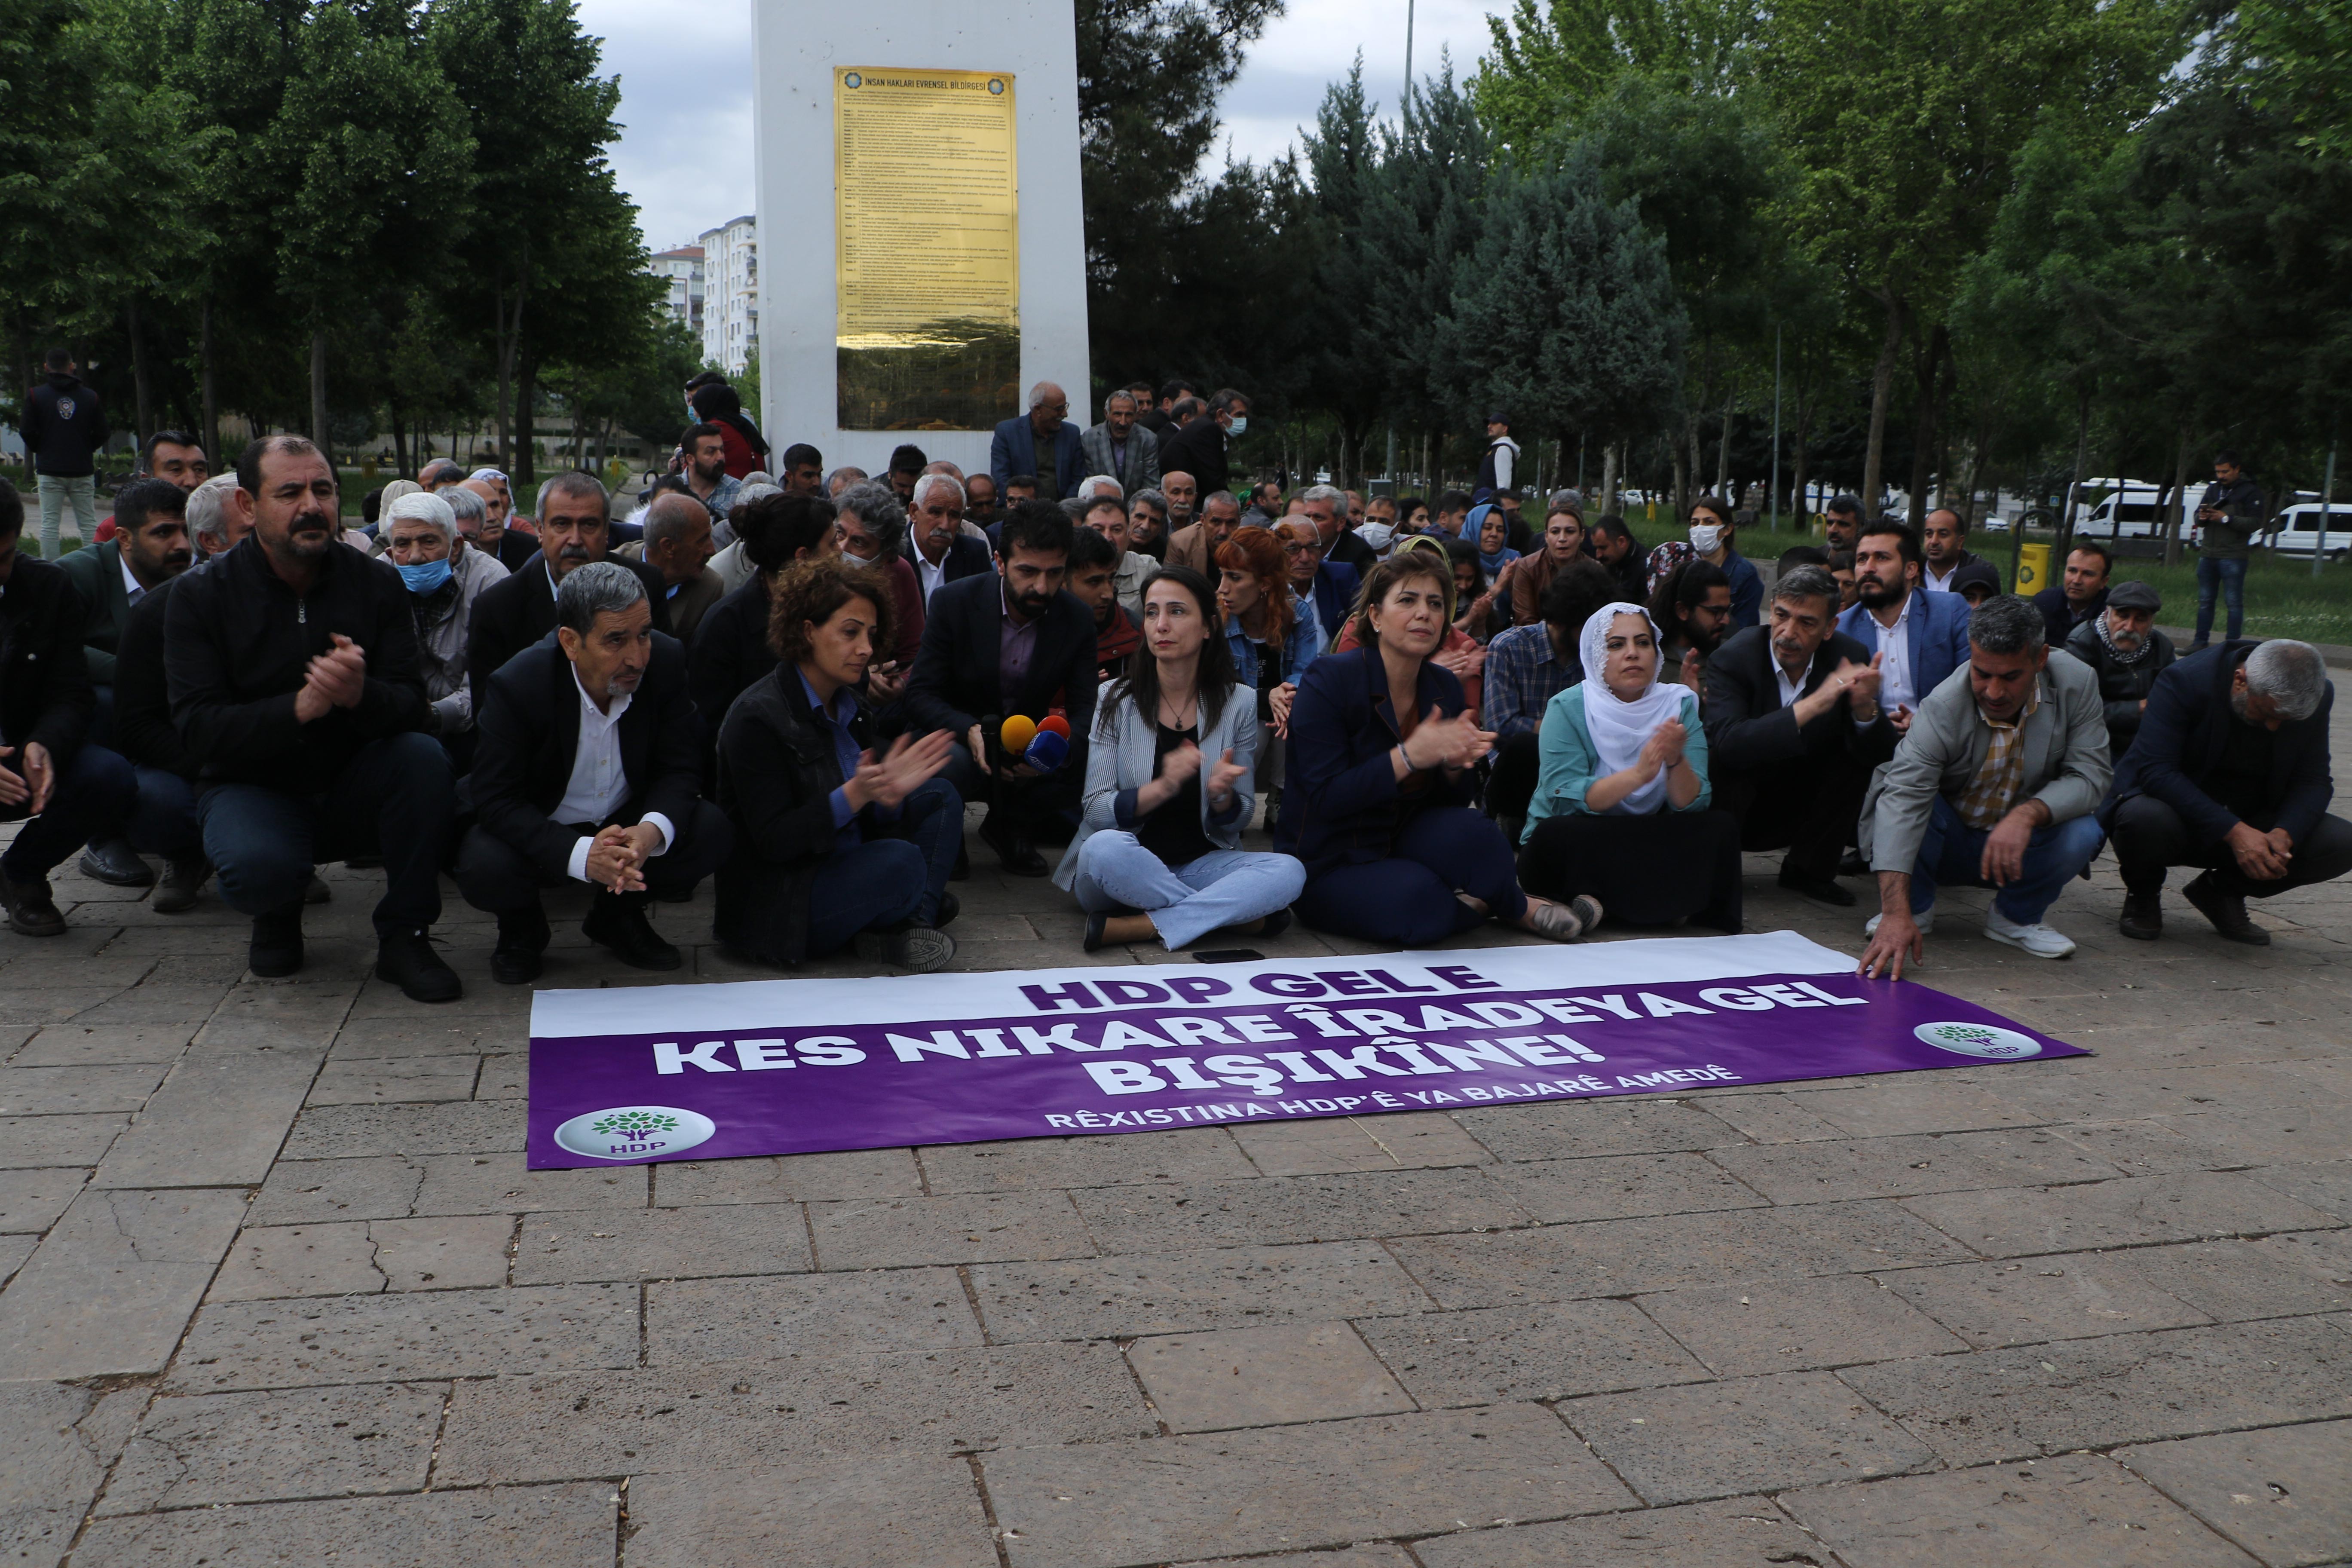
top-left (1770, 323), bottom-right (1782, 533)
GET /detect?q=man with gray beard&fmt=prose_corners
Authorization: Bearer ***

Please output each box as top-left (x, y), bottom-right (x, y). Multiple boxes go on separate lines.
top-left (465, 472), bottom-right (670, 712)
top-left (2063, 580), bottom-right (2174, 759)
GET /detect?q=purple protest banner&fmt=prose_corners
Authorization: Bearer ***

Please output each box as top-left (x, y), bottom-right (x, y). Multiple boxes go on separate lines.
top-left (525, 932), bottom-right (2086, 1168)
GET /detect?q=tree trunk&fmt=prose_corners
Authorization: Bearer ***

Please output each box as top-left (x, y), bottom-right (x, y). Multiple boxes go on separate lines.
top-left (1601, 440), bottom-right (1620, 518)
top-left (1715, 394), bottom-right (1733, 498)
top-left (1861, 291), bottom-right (1907, 521)
top-left (514, 353), bottom-right (539, 491)
top-left (309, 328), bottom-right (330, 455)
top-left (1671, 444), bottom-right (1689, 524)
top-left (389, 406), bottom-right (410, 479)
top-left (2162, 426), bottom-right (2191, 568)
top-left (2060, 387), bottom-right (2092, 566)
top-left (1790, 407), bottom-right (1812, 531)
top-left (200, 300), bottom-right (219, 472)
top-left (126, 298), bottom-right (152, 454)
top-left (1905, 322), bottom-right (1949, 523)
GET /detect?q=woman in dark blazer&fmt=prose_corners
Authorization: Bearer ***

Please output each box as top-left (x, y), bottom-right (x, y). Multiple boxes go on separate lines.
top-left (1275, 552), bottom-right (1599, 947)
top-left (713, 557), bottom-right (962, 973)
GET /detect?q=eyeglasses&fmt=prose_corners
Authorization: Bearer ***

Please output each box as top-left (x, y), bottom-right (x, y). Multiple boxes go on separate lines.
top-left (1281, 540), bottom-right (1322, 556)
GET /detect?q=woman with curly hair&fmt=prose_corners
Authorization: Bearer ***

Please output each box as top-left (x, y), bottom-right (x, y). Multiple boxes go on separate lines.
top-left (713, 556), bottom-right (962, 972)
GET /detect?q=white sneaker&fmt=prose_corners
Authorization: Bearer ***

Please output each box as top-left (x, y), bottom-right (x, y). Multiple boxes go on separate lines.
top-left (1864, 907), bottom-right (1935, 937)
top-left (1983, 907), bottom-right (2075, 959)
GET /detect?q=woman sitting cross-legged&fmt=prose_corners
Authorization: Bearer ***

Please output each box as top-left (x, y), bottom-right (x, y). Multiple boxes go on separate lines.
top-left (713, 556), bottom-right (963, 973)
top-left (1277, 551), bottom-right (1599, 946)
top-left (1517, 603), bottom-right (1744, 932)
top-left (1056, 566), bottom-right (1307, 950)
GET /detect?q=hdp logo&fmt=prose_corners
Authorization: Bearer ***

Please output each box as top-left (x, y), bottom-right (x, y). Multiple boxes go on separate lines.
top-left (1913, 1021), bottom-right (2041, 1060)
top-left (554, 1105), bottom-right (716, 1161)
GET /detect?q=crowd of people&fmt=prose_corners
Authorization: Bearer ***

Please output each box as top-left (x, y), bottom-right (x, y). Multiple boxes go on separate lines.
top-left (0, 368), bottom-right (2341, 1001)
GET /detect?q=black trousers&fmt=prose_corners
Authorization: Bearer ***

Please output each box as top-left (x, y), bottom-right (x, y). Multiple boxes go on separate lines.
top-left (940, 746), bottom-right (1080, 839)
top-left (1713, 750), bottom-right (1873, 881)
top-left (453, 798), bottom-right (734, 915)
top-left (2109, 796), bottom-right (2352, 899)
top-left (1518, 808), bottom-right (1744, 931)
top-left (1486, 732), bottom-right (1542, 822)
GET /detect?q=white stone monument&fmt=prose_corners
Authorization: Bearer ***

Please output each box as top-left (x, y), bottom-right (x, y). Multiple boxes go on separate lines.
top-left (751, 0), bottom-right (1093, 481)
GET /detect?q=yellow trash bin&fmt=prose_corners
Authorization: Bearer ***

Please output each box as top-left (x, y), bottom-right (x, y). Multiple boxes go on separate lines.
top-left (2014, 542), bottom-right (2050, 596)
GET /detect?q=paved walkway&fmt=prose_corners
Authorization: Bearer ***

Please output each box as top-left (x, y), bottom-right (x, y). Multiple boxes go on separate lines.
top-left (2, 734), bottom-right (2349, 1566)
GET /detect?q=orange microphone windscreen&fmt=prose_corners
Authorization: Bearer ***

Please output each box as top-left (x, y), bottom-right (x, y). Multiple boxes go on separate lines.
top-left (999, 715), bottom-right (1038, 751)
top-left (1039, 715), bottom-right (1070, 739)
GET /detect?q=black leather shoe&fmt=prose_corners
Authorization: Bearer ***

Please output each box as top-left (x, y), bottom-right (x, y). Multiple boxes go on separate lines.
top-left (979, 813), bottom-right (1047, 877)
top-left (934, 890), bottom-right (960, 928)
top-left (304, 873), bottom-right (332, 905)
top-left (583, 896), bottom-right (682, 971)
top-left (151, 858), bottom-right (208, 914)
top-left (249, 906), bottom-right (304, 977)
top-left (0, 864), bottom-right (65, 937)
top-left (2119, 891), bottom-right (2163, 941)
top-left (1082, 910), bottom-right (1108, 952)
top-left (2182, 872), bottom-right (2268, 945)
top-left (1778, 867), bottom-right (1857, 907)
top-left (1838, 849), bottom-right (1868, 878)
top-left (376, 927), bottom-right (463, 1002)
top-left (950, 841), bottom-right (970, 882)
top-left (492, 907), bottom-right (550, 985)
top-left (77, 838), bottom-right (154, 887)
top-left (1257, 908), bottom-right (1292, 940)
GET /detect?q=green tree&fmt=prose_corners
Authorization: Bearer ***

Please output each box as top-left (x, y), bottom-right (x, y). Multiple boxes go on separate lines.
top-left (429, 0), bottom-right (627, 481)
top-left (1298, 61), bottom-right (1389, 488)
top-left (1440, 142), bottom-right (1686, 480)
top-left (1473, 0), bottom-right (1748, 153)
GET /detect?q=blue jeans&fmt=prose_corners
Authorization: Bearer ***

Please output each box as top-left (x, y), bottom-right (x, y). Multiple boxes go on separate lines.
top-left (2194, 554), bottom-right (2246, 645)
top-left (1295, 805), bottom-right (1528, 945)
top-left (125, 767), bottom-right (202, 861)
top-left (804, 776), bottom-right (962, 954)
top-left (198, 732), bottom-right (455, 937)
top-left (1071, 833), bottom-right (1305, 949)
top-left (0, 744), bottom-right (135, 881)
top-left (1906, 795), bottom-right (2106, 925)
top-left (34, 474), bottom-right (97, 558)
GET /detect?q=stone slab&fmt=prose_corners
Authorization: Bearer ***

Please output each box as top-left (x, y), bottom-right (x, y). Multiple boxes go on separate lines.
top-left (1708, 1127), bottom-right (2127, 1203)
top-left (1359, 1298), bottom-right (1709, 1406)
top-left (168, 1283), bottom-right (641, 1392)
top-left (1072, 1168), bottom-right (1531, 1253)
top-left (1231, 1112), bottom-right (1494, 1175)
top-left (0, 1170), bottom-right (84, 1234)
top-left (1903, 1171), bottom-right (2340, 1257)
top-left (1635, 1274), bottom-right (1969, 1374)
top-left (985, 1404), bottom-right (1634, 1568)
top-left (1415, 1495), bottom-right (1826, 1568)
top-left (626, 1450), bottom-right (996, 1568)
top-left (1842, 1317), bottom-right (2352, 1466)
top-left (0, 1383), bottom-right (143, 1568)
top-left (70, 1482), bottom-right (617, 1568)
top-left (2119, 1418), bottom-right (2352, 1568)
top-left (919, 1128), bottom-right (1256, 1190)
top-left (247, 1155), bottom-right (428, 1225)
top-left (10, 1024), bottom-right (192, 1066)
top-left (1128, 1320), bottom-right (1413, 1431)
top-left (648, 1146), bottom-right (922, 1204)
top-left (1880, 1254), bottom-right (2213, 1348)
top-left (304, 1054), bottom-right (481, 1105)
top-left (99, 1382), bottom-right (445, 1513)
top-left (971, 1241), bottom-right (1433, 1341)
top-left (1783, 1452), bottom-right (2260, 1567)
top-left (0, 1064), bottom-right (168, 1115)
top-left (93, 1044), bottom-right (326, 1188)
top-left (278, 1099), bottom-right (521, 1160)
top-left (512, 1202), bottom-right (809, 1284)
top-left (809, 1191), bottom-right (1096, 1270)
top-left (0, 1113), bottom-right (130, 1169)
top-left (1487, 1151), bottom-right (1770, 1223)
top-left (0, 1187), bottom-right (248, 1381)
top-left (434, 1342), bottom-right (1156, 1484)
top-left (646, 1267), bottom-right (983, 1363)
top-left (1565, 1369), bottom-right (1940, 1504)
top-left (1450, 1099), bottom-right (1743, 1161)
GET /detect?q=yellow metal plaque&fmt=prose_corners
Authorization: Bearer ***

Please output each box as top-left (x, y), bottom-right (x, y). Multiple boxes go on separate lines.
top-left (835, 67), bottom-right (1021, 431)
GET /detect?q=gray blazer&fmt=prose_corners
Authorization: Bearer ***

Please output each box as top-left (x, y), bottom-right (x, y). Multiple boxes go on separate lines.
top-left (1078, 422), bottom-right (1162, 494)
top-left (1861, 647), bottom-right (2113, 873)
top-left (1053, 682), bottom-right (1259, 890)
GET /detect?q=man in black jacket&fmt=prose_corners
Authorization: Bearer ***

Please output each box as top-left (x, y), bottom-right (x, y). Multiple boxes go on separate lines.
top-left (1703, 564), bottom-right (1895, 906)
top-left (2101, 638), bottom-right (2351, 943)
top-left (2064, 579), bottom-right (2175, 758)
top-left (688, 493), bottom-right (836, 765)
top-left (21, 349), bottom-right (107, 559)
top-left (110, 575), bottom-right (209, 911)
top-left (1155, 389), bottom-right (1248, 501)
top-left (466, 472), bottom-right (669, 712)
top-left (906, 473), bottom-right (993, 607)
top-left (905, 502), bottom-right (1098, 875)
top-left (456, 563), bottom-right (730, 983)
top-left (58, 477), bottom-right (194, 887)
top-left (0, 480), bottom-right (136, 937)
top-left (164, 435), bottom-right (460, 999)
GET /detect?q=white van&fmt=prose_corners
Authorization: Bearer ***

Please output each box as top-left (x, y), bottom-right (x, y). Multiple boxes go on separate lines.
top-left (2267, 502), bottom-right (2352, 560)
top-left (2073, 483), bottom-right (2180, 540)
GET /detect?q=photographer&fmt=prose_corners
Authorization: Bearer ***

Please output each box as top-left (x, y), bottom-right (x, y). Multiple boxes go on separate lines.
top-left (2191, 451), bottom-right (2263, 649)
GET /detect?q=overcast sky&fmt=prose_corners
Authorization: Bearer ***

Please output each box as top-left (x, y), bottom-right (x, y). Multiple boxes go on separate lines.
top-left (574, 0), bottom-right (1499, 254)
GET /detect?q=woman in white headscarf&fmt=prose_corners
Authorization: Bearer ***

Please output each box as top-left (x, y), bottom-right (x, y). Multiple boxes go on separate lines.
top-left (1516, 602), bottom-right (1744, 931)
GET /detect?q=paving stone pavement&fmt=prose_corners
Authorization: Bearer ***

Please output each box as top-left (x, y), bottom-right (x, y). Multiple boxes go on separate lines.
top-left (3, 722), bottom-right (2351, 1567)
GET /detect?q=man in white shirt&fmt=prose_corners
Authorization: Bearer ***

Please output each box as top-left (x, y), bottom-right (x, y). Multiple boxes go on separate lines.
top-left (1920, 507), bottom-right (1986, 593)
top-left (906, 473), bottom-right (991, 606)
top-left (1078, 493), bottom-right (1151, 619)
top-left (454, 562), bottom-right (731, 983)
top-left (1837, 520), bottom-right (1975, 732)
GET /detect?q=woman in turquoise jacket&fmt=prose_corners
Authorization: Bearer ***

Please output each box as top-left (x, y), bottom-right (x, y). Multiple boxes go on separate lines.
top-left (1518, 602), bottom-right (1744, 931)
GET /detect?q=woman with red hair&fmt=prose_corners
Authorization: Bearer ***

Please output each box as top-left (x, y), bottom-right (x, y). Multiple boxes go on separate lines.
top-left (1216, 525), bottom-right (1317, 743)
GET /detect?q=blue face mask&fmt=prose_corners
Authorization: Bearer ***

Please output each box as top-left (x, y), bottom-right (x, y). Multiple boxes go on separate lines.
top-left (398, 558), bottom-right (453, 595)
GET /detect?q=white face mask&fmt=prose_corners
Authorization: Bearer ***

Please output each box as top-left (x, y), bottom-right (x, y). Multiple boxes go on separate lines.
top-left (1357, 521), bottom-right (1395, 553)
top-left (1225, 415), bottom-right (1247, 438)
top-left (1689, 524), bottom-right (1723, 555)
top-left (841, 549), bottom-right (875, 569)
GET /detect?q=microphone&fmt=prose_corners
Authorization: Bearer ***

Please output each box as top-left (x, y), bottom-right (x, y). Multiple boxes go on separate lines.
top-left (1024, 728), bottom-right (1069, 772)
top-left (998, 714), bottom-right (1038, 753)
